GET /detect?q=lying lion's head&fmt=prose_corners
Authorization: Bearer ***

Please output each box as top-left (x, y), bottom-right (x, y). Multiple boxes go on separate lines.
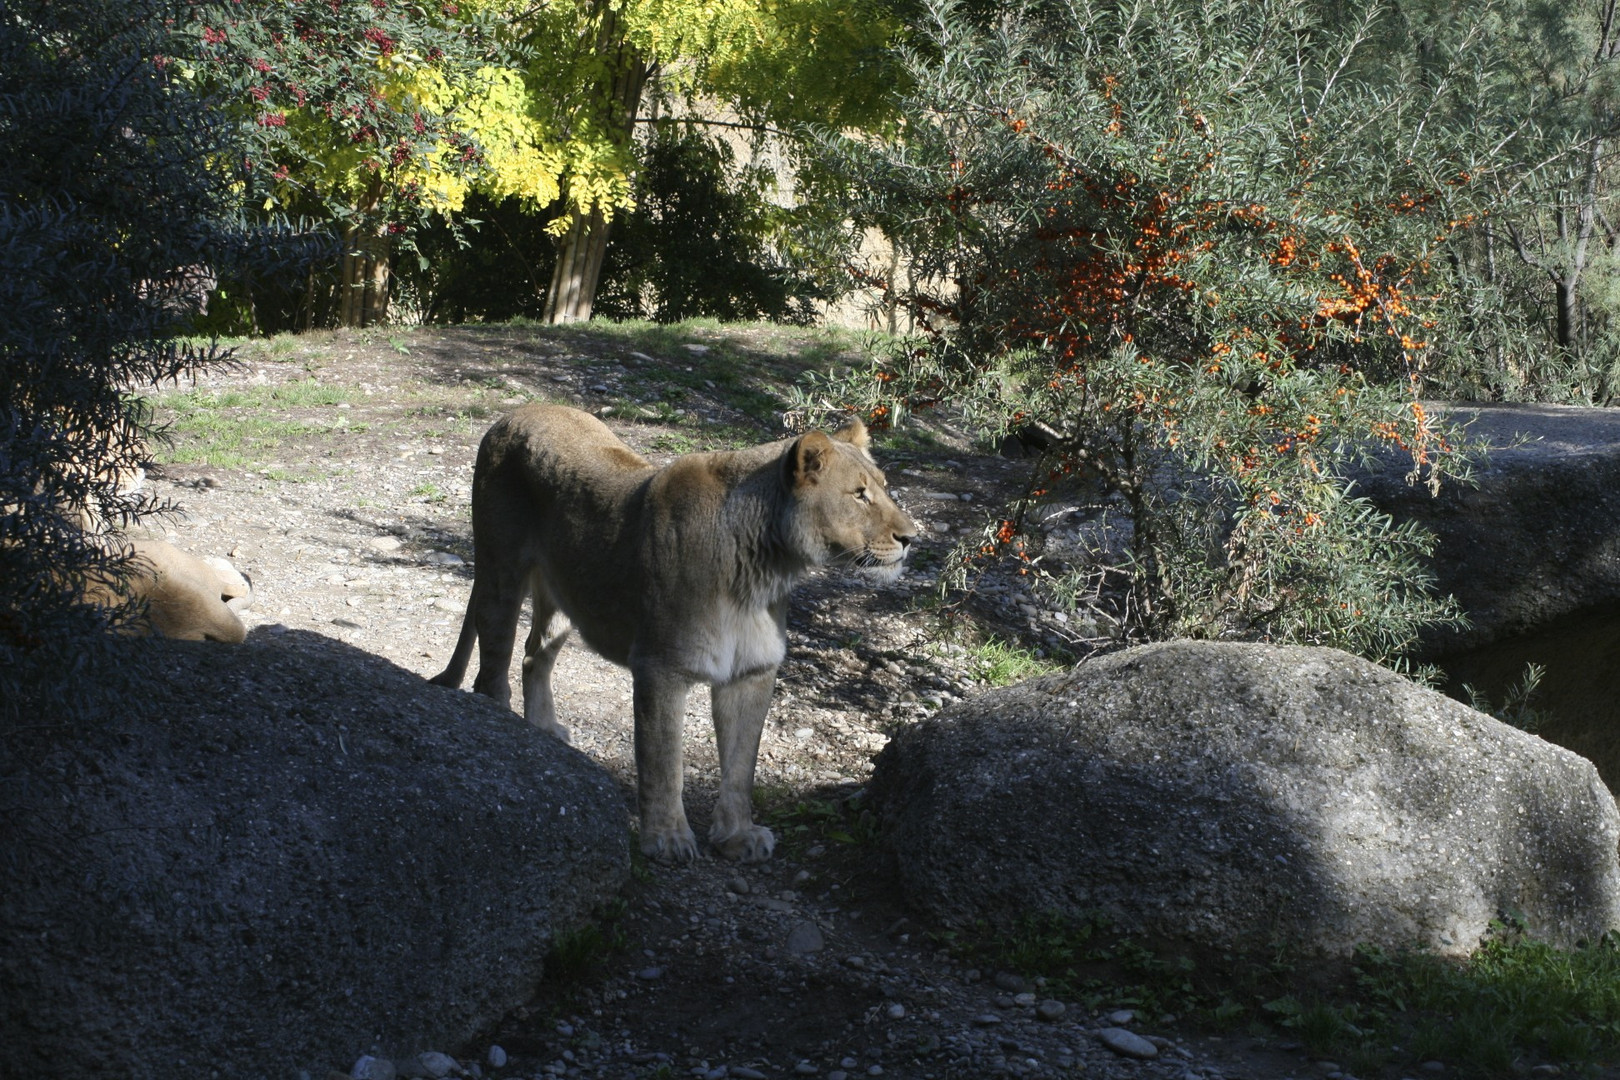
top-left (782, 420), bottom-right (917, 579)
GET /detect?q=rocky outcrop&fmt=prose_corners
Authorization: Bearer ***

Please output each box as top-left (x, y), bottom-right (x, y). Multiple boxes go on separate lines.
top-left (1, 630), bottom-right (630, 1080)
top-left (1360, 402), bottom-right (1620, 653)
top-left (870, 641), bottom-right (1620, 959)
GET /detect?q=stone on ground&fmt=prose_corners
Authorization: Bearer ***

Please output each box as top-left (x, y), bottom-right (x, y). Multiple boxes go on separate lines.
top-left (1, 631), bottom-right (630, 1079)
top-left (870, 641), bottom-right (1620, 958)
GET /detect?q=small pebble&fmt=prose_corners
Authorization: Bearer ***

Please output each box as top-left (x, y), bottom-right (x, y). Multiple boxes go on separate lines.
top-left (786, 921), bottom-right (825, 954)
top-left (841, 1058), bottom-right (858, 1069)
top-left (636, 966), bottom-right (664, 980)
top-left (885, 1003), bottom-right (906, 1020)
top-left (1036, 1000), bottom-right (1067, 1022)
top-left (1098, 1028), bottom-right (1159, 1060)
top-left (351, 1056), bottom-right (396, 1080)
top-left (1420, 1064), bottom-right (1446, 1075)
top-left (1013, 992), bottom-right (1037, 1007)
top-left (794, 1062), bottom-right (817, 1075)
top-left (972, 1014), bottom-right (1003, 1026)
top-left (867, 1068), bottom-right (883, 1077)
top-left (487, 1046), bottom-right (507, 1068)
top-left (727, 877), bottom-right (750, 895)
top-left (731, 1070), bottom-right (766, 1080)
top-left (704, 1068), bottom-right (728, 1080)
top-left (1107, 1009), bottom-right (1136, 1025)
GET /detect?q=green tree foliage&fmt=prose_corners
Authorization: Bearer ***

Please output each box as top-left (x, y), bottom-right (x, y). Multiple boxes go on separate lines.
top-left (804, 0), bottom-right (1530, 659)
top-left (183, 0), bottom-right (906, 328)
top-left (1469, 0), bottom-right (1620, 400)
top-left (594, 124), bottom-right (828, 324)
top-left (185, 0), bottom-right (497, 329)
top-left (472, 0), bottom-right (907, 323)
top-left (0, 0), bottom-right (258, 722)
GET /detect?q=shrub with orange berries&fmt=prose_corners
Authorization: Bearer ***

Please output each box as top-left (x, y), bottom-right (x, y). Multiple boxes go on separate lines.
top-left (803, 0), bottom-right (1527, 662)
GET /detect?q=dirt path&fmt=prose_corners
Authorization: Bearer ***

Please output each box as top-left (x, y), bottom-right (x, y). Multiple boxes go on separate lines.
top-left (143, 325), bottom-right (1321, 1080)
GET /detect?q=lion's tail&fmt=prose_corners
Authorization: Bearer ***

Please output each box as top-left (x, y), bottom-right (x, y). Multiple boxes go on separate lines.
top-left (429, 588), bottom-right (478, 689)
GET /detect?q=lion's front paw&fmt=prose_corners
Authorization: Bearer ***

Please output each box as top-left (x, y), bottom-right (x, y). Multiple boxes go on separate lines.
top-left (641, 823), bottom-right (699, 864)
top-left (711, 823), bottom-right (775, 863)
top-left (536, 720), bottom-right (573, 745)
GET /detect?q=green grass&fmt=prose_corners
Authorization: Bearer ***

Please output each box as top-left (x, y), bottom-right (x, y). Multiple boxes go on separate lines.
top-left (960, 637), bottom-right (1061, 686)
top-left (972, 910), bottom-right (1620, 1078)
top-left (151, 380), bottom-right (353, 469)
top-left (157, 380), bottom-right (351, 417)
top-left (757, 785), bottom-right (880, 853)
top-left (544, 900), bottom-right (628, 983)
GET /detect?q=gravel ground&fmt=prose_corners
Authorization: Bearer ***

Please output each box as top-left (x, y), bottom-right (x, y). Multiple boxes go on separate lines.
top-left (139, 326), bottom-right (1363, 1080)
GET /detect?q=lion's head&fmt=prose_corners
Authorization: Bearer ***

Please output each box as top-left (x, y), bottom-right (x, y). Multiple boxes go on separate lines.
top-left (782, 420), bottom-right (917, 579)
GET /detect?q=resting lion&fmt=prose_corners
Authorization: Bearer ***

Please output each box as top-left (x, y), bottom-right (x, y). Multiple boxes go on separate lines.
top-left (431, 404), bottom-right (917, 863)
top-left (86, 537), bottom-right (253, 643)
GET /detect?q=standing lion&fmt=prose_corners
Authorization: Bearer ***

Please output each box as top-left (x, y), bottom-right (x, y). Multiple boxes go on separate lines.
top-left (432, 404), bottom-right (917, 863)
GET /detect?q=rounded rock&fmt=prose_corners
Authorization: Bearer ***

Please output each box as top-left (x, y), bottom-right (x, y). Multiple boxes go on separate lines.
top-left (351, 1056), bottom-right (397, 1080)
top-left (1098, 1028), bottom-right (1159, 1060)
top-left (786, 921), bottom-right (825, 955)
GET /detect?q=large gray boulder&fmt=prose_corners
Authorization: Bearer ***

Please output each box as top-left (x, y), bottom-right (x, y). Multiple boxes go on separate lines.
top-left (870, 641), bottom-right (1620, 959)
top-left (1361, 402), bottom-right (1620, 653)
top-left (1, 631), bottom-right (630, 1080)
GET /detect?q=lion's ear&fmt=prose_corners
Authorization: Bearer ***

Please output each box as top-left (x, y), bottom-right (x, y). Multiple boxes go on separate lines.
top-left (831, 417), bottom-right (870, 452)
top-left (784, 430), bottom-right (835, 489)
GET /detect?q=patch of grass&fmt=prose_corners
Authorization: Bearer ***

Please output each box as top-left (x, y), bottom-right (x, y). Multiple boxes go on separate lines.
top-left (961, 637), bottom-right (1060, 686)
top-left (877, 424), bottom-right (955, 455)
top-left (151, 381), bottom-right (352, 469)
top-left (407, 482), bottom-right (446, 503)
top-left (975, 910), bottom-right (1620, 1077)
top-left (261, 466), bottom-right (324, 483)
top-left (961, 910), bottom-right (1201, 1019)
top-left (1464, 661), bottom-right (1549, 734)
top-left (599, 400), bottom-right (683, 424)
top-left (758, 786), bottom-right (879, 852)
top-left (160, 379), bottom-right (351, 413)
top-left (649, 432), bottom-right (701, 455)
top-left (544, 900), bottom-right (628, 983)
top-left (1353, 925), bottom-right (1620, 1076)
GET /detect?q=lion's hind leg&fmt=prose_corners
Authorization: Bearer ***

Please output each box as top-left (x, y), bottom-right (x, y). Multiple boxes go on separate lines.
top-left (708, 669), bottom-right (777, 862)
top-left (465, 565), bottom-right (529, 709)
top-left (521, 582), bottom-right (572, 743)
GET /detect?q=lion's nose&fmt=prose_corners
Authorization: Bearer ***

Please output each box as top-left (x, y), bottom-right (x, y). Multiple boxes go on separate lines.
top-left (896, 525), bottom-right (917, 551)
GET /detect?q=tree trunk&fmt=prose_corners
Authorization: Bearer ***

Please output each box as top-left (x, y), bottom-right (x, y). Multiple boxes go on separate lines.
top-left (545, 208), bottom-right (612, 324)
top-left (543, 9), bottom-right (648, 325)
top-left (338, 226), bottom-right (392, 328)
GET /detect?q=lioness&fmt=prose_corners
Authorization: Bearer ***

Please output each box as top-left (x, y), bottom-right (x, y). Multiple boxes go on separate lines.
top-left (431, 404), bottom-right (917, 863)
top-left (85, 537), bottom-right (254, 643)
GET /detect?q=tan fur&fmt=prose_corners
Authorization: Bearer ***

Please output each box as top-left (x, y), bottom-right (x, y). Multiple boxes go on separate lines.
top-left (86, 538), bottom-right (253, 643)
top-left (431, 404), bottom-right (918, 863)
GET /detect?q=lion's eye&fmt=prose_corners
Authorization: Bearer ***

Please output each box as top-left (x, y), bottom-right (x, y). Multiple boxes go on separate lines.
top-left (853, 487), bottom-right (871, 504)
